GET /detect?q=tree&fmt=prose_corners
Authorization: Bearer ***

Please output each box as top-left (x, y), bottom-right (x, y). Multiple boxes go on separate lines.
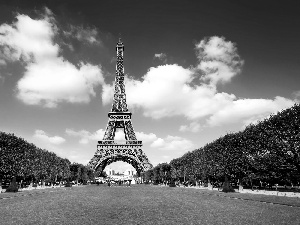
top-left (144, 169), bottom-right (154, 183)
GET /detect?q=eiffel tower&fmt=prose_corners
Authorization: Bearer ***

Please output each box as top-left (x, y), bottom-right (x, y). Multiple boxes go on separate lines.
top-left (89, 38), bottom-right (153, 175)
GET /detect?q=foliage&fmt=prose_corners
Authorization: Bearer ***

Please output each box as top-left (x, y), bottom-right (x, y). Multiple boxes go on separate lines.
top-left (1, 104), bottom-right (299, 189)
top-left (149, 103), bottom-right (300, 188)
top-left (0, 132), bottom-right (94, 187)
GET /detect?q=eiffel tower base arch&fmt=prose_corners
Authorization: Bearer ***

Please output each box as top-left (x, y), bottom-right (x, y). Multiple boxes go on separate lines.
top-left (89, 140), bottom-right (153, 176)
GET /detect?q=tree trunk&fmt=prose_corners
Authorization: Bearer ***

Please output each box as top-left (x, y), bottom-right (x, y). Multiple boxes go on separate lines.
top-left (30, 178), bottom-right (34, 189)
top-left (222, 175), bottom-right (234, 192)
top-left (238, 178), bottom-right (243, 192)
top-left (207, 178), bottom-right (213, 190)
top-left (6, 177), bottom-right (18, 192)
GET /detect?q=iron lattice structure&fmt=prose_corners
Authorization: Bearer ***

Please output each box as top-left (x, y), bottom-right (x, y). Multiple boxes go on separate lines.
top-left (89, 39), bottom-right (153, 175)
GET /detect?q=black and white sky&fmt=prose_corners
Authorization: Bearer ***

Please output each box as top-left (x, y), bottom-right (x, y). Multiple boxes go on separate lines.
top-left (1, 0), bottom-right (300, 172)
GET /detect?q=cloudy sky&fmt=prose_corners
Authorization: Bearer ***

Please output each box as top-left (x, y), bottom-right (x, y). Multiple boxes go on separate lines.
top-left (1, 0), bottom-right (300, 173)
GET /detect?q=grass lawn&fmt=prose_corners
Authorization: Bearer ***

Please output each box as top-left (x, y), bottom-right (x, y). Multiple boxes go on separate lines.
top-left (0, 184), bottom-right (299, 225)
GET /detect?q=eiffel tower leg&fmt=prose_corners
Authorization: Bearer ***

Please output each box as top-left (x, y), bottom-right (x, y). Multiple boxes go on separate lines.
top-left (124, 120), bottom-right (137, 140)
top-left (103, 121), bottom-right (116, 140)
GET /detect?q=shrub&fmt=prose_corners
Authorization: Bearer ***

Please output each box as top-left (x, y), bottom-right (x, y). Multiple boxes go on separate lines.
top-left (169, 180), bottom-right (176, 187)
top-left (153, 181), bottom-right (159, 185)
top-left (6, 177), bottom-right (18, 192)
top-left (65, 181), bottom-right (72, 187)
top-left (221, 177), bottom-right (235, 193)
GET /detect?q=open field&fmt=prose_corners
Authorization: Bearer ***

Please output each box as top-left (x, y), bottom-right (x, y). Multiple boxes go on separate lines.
top-left (0, 185), bottom-right (300, 225)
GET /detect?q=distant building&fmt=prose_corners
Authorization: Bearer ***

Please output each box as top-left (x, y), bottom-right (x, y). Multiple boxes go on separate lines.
top-left (107, 168), bottom-right (115, 176)
top-left (125, 169), bottom-right (136, 176)
top-left (103, 168), bottom-right (138, 184)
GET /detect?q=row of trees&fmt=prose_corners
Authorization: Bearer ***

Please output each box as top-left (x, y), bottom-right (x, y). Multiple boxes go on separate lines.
top-left (2, 103), bottom-right (299, 190)
top-left (0, 132), bottom-right (95, 186)
top-left (143, 163), bottom-right (172, 185)
top-left (143, 104), bottom-right (300, 190)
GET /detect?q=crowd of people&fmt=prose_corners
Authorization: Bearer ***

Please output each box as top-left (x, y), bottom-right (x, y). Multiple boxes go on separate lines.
top-left (106, 179), bottom-right (132, 187)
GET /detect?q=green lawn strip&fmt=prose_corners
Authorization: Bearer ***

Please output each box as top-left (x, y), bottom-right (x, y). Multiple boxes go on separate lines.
top-left (135, 186), bottom-right (300, 224)
top-left (0, 185), bottom-right (299, 225)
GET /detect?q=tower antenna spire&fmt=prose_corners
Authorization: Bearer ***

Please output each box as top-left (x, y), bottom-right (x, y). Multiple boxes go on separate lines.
top-left (118, 33), bottom-right (122, 42)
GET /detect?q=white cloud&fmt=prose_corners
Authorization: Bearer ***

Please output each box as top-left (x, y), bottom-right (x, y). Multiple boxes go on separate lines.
top-left (66, 128), bottom-right (104, 144)
top-left (102, 83), bottom-right (114, 105)
top-left (135, 131), bottom-right (157, 143)
top-left (114, 129), bottom-right (127, 142)
top-left (0, 9), bottom-right (104, 107)
top-left (150, 135), bottom-right (194, 151)
top-left (125, 64), bottom-right (201, 119)
top-left (0, 59), bottom-right (6, 66)
top-left (17, 61), bottom-right (103, 107)
top-left (292, 90), bottom-right (300, 102)
top-left (179, 121), bottom-right (202, 132)
top-left (104, 64), bottom-right (236, 120)
top-left (0, 12), bottom-right (58, 62)
top-left (33, 130), bottom-right (65, 145)
top-left (64, 25), bottom-right (100, 45)
top-left (196, 36), bottom-right (244, 85)
top-left (66, 128), bottom-right (159, 145)
top-left (154, 53), bottom-right (167, 63)
top-left (66, 128), bottom-right (127, 144)
top-left (207, 96), bottom-right (294, 127)
top-left (102, 36), bottom-right (295, 128)
top-left (66, 127), bottom-right (193, 153)
top-left (154, 53), bottom-right (165, 58)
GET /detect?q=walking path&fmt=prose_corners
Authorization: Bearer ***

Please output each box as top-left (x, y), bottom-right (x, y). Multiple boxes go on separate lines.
top-left (170, 184), bottom-right (300, 198)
